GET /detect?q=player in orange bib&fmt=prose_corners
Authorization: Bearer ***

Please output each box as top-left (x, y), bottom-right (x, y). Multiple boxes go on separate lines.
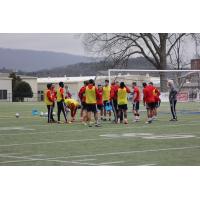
top-left (44, 83), bottom-right (55, 123)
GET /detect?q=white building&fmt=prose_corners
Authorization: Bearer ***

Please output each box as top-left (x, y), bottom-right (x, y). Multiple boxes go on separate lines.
top-left (0, 73), bottom-right (12, 102)
top-left (37, 76), bottom-right (96, 101)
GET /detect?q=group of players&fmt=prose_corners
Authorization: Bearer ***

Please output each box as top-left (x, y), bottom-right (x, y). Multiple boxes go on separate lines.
top-left (44, 78), bottom-right (162, 127)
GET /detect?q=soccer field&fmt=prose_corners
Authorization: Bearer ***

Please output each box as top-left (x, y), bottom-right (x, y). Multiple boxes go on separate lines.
top-left (0, 101), bottom-right (200, 166)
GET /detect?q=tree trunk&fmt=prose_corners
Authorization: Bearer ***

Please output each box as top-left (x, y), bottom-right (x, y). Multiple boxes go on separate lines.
top-left (159, 71), bottom-right (168, 92)
top-left (159, 34), bottom-right (168, 92)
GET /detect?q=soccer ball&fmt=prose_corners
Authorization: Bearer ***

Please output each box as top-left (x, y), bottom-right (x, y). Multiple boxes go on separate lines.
top-left (44, 112), bottom-right (48, 117)
top-left (16, 113), bottom-right (20, 118)
top-left (53, 112), bottom-right (56, 116)
top-left (40, 111), bottom-right (44, 117)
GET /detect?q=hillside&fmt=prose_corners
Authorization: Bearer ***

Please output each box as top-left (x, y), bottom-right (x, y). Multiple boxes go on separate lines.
top-left (0, 48), bottom-right (95, 71)
top-left (24, 57), bottom-right (155, 77)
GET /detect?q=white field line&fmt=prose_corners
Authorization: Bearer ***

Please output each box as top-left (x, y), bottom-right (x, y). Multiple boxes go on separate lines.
top-left (39, 145), bottom-right (200, 160)
top-left (97, 161), bottom-right (124, 165)
top-left (0, 152), bottom-right (23, 156)
top-left (138, 163), bottom-right (158, 166)
top-left (0, 138), bottom-right (114, 147)
top-left (0, 145), bottom-right (199, 165)
top-left (72, 158), bottom-right (96, 162)
top-left (0, 121), bottom-right (200, 137)
top-left (0, 154), bottom-right (97, 166)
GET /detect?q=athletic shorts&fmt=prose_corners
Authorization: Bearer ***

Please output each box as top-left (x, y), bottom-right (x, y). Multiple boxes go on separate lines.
top-left (86, 104), bottom-right (97, 113)
top-left (155, 101), bottom-right (160, 108)
top-left (133, 102), bottom-right (140, 111)
top-left (146, 102), bottom-right (156, 109)
top-left (81, 102), bottom-right (87, 110)
top-left (97, 104), bottom-right (103, 111)
top-left (118, 104), bottom-right (128, 110)
top-left (103, 100), bottom-right (109, 108)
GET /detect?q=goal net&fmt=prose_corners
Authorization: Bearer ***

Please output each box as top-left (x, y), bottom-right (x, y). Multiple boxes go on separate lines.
top-left (108, 69), bottom-right (200, 103)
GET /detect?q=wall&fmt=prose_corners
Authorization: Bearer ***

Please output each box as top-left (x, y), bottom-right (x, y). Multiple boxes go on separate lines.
top-left (0, 78), bottom-right (12, 102)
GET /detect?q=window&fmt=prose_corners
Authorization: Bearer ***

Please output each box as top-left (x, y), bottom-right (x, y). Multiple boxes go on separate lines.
top-left (0, 90), bottom-right (7, 100)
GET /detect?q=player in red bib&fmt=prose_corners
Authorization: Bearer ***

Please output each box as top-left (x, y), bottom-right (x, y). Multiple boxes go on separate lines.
top-left (143, 82), bottom-right (156, 124)
top-left (132, 82), bottom-right (140, 122)
top-left (149, 82), bottom-right (161, 120)
top-left (97, 84), bottom-right (103, 120)
top-left (78, 80), bottom-right (88, 122)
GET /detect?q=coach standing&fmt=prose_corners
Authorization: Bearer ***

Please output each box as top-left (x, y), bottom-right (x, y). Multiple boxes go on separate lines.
top-left (168, 80), bottom-right (178, 121)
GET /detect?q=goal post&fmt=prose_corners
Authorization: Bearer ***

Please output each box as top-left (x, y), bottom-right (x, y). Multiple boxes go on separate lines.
top-left (108, 69), bottom-right (200, 102)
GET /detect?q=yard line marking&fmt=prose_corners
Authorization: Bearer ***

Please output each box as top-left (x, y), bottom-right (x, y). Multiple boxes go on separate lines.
top-left (42, 145), bottom-right (200, 160)
top-left (0, 127), bottom-right (35, 131)
top-left (0, 154), bottom-right (97, 166)
top-left (96, 161), bottom-right (124, 165)
top-left (0, 152), bottom-right (23, 156)
top-left (0, 138), bottom-right (113, 147)
top-left (139, 163), bottom-right (158, 166)
top-left (0, 121), bottom-right (200, 137)
top-left (0, 159), bottom-right (39, 164)
top-left (72, 158), bottom-right (96, 162)
top-left (0, 146), bottom-right (199, 165)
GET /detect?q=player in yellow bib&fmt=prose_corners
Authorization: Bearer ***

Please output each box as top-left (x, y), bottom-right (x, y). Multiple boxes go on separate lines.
top-left (102, 79), bottom-right (112, 121)
top-left (64, 98), bottom-right (81, 122)
top-left (117, 82), bottom-right (131, 124)
top-left (81, 79), bottom-right (101, 127)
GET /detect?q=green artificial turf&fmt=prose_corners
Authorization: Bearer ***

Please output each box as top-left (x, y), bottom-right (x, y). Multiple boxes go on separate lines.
top-left (0, 101), bottom-right (200, 166)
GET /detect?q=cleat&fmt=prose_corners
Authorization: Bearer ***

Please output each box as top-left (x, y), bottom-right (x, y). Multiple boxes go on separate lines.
top-left (169, 118), bottom-right (177, 121)
top-left (124, 119), bottom-right (128, 124)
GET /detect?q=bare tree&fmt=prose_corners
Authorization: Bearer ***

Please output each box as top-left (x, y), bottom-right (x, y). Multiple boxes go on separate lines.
top-left (84, 33), bottom-right (188, 91)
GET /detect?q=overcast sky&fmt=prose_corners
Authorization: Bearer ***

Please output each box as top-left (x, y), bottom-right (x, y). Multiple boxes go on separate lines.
top-left (0, 33), bottom-right (86, 55)
top-left (0, 33), bottom-right (197, 62)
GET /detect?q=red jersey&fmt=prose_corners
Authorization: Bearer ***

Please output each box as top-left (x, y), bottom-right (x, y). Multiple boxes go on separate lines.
top-left (46, 90), bottom-right (54, 102)
top-left (133, 86), bottom-right (140, 102)
top-left (97, 88), bottom-right (103, 105)
top-left (65, 91), bottom-right (72, 99)
top-left (78, 86), bottom-right (86, 102)
top-left (110, 84), bottom-right (119, 100)
top-left (153, 87), bottom-right (161, 102)
top-left (143, 85), bottom-right (155, 103)
top-left (51, 89), bottom-right (57, 102)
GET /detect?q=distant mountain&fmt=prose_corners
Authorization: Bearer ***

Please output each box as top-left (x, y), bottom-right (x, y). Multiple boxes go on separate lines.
top-left (0, 48), bottom-right (96, 71)
top-left (23, 57), bottom-right (156, 77)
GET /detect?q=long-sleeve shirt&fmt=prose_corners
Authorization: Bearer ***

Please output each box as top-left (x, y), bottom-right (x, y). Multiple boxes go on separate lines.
top-left (169, 86), bottom-right (178, 101)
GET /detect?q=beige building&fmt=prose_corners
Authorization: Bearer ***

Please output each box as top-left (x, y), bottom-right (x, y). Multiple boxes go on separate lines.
top-left (37, 76), bottom-right (96, 101)
top-left (37, 74), bottom-right (151, 101)
top-left (0, 73), bottom-right (12, 102)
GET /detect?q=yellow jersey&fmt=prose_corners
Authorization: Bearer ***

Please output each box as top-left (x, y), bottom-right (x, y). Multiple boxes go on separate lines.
top-left (64, 98), bottom-right (79, 107)
top-left (85, 85), bottom-right (97, 104)
top-left (103, 86), bottom-right (111, 101)
top-left (117, 88), bottom-right (128, 105)
top-left (44, 89), bottom-right (53, 106)
top-left (57, 87), bottom-right (64, 102)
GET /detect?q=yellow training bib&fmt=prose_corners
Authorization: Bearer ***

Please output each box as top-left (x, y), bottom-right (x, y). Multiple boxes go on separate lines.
top-left (85, 86), bottom-right (97, 104)
top-left (103, 86), bottom-right (111, 101)
top-left (117, 88), bottom-right (128, 105)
